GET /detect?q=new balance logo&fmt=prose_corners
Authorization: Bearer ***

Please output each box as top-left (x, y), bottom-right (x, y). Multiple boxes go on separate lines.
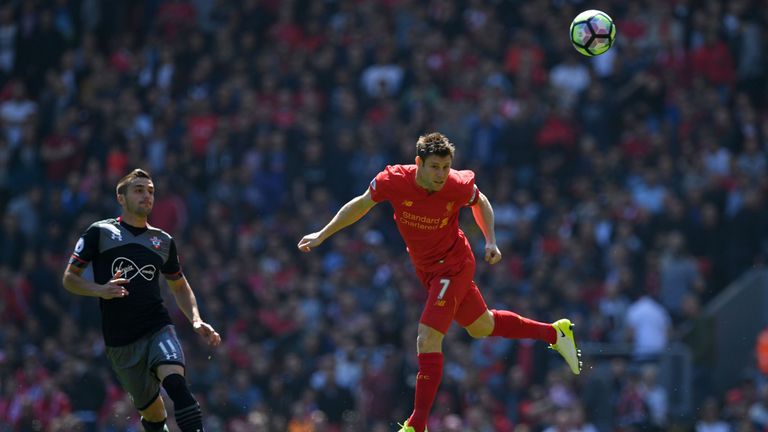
top-left (402, 200), bottom-right (413, 207)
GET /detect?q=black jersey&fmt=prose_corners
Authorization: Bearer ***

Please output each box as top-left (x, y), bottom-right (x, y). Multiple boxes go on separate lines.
top-left (68, 217), bottom-right (183, 347)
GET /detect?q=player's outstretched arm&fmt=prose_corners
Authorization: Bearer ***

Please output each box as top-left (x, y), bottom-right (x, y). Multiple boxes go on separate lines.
top-left (470, 190), bottom-right (502, 264)
top-left (297, 188), bottom-right (378, 252)
top-left (166, 276), bottom-right (221, 346)
top-left (62, 266), bottom-right (130, 299)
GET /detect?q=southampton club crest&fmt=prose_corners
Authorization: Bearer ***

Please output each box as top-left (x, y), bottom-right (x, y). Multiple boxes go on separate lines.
top-left (149, 236), bottom-right (162, 249)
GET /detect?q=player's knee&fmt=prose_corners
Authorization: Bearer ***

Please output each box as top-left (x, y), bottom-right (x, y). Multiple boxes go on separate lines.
top-left (416, 334), bottom-right (441, 353)
top-left (416, 325), bottom-right (444, 353)
top-left (465, 325), bottom-right (491, 339)
top-left (139, 395), bottom-right (166, 422)
top-left (465, 311), bottom-right (494, 339)
top-left (161, 374), bottom-right (197, 407)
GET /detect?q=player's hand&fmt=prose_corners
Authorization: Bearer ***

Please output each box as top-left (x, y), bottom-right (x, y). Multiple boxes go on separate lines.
top-left (100, 270), bottom-right (130, 299)
top-left (297, 232), bottom-right (325, 252)
top-left (193, 320), bottom-right (221, 346)
top-left (484, 244), bottom-right (502, 265)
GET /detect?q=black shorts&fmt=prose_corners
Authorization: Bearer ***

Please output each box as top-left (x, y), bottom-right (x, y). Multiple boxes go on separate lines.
top-left (105, 325), bottom-right (186, 410)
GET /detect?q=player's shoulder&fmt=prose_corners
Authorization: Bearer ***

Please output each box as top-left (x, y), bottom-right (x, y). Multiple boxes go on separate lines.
top-left (444, 169), bottom-right (476, 200)
top-left (374, 164), bottom-right (415, 186)
top-left (90, 217), bottom-right (119, 227)
top-left (87, 218), bottom-right (120, 232)
top-left (449, 169), bottom-right (476, 185)
top-left (146, 223), bottom-right (174, 241)
top-left (382, 164), bottom-right (416, 178)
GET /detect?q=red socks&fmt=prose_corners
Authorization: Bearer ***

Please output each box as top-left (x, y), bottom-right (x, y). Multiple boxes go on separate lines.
top-left (407, 352), bottom-right (443, 432)
top-left (406, 313), bottom-right (554, 431)
top-left (489, 309), bottom-right (557, 344)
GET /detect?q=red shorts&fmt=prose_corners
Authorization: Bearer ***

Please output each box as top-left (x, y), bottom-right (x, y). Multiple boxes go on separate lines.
top-left (416, 255), bottom-right (488, 334)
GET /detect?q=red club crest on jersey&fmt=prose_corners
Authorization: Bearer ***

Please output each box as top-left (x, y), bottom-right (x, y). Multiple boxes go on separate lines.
top-left (444, 201), bottom-right (454, 215)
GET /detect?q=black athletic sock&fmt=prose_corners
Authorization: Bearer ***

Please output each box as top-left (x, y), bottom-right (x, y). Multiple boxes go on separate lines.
top-left (161, 374), bottom-right (203, 432)
top-left (141, 418), bottom-right (167, 432)
top-left (175, 403), bottom-right (203, 431)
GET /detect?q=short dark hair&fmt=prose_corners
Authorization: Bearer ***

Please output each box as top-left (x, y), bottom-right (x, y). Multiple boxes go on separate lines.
top-left (116, 168), bottom-right (152, 195)
top-left (416, 132), bottom-right (455, 162)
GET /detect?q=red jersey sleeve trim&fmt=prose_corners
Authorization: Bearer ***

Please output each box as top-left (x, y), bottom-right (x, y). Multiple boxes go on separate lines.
top-left (69, 254), bottom-right (88, 267)
top-left (163, 270), bottom-right (183, 280)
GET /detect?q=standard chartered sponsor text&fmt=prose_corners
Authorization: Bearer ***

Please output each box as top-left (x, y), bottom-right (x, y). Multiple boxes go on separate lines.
top-left (401, 211), bottom-right (441, 230)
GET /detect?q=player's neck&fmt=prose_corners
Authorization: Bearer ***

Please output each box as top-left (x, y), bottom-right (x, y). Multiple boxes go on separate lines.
top-left (414, 171), bottom-right (437, 194)
top-left (119, 213), bottom-right (148, 228)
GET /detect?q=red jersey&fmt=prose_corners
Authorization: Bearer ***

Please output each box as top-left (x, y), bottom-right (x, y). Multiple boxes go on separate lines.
top-left (369, 164), bottom-right (479, 272)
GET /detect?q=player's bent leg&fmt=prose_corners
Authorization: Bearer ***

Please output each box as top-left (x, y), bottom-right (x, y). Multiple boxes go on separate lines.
top-left (156, 364), bottom-right (203, 432)
top-left (139, 396), bottom-right (168, 431)
top-left (464, 310), bottom-right (494, 338)
top-left (416, 323), bottom-right (444, 353)
top-left (488, 309), bottom-right (557, 343)
top-left (156, 363), bottom-right (185, 381)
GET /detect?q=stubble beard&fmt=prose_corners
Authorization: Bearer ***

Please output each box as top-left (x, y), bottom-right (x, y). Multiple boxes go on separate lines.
top-left (128, 200), bottom-right (152, 218)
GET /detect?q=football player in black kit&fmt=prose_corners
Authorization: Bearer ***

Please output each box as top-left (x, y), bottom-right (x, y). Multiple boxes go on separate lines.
top-left (62, 168), bottom-right (221, 432)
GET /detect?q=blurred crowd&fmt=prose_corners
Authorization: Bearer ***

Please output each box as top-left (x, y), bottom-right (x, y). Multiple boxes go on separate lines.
top-left (1, 0), bottom-right (768, 431)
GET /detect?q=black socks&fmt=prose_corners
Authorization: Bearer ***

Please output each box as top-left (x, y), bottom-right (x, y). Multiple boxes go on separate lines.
top-left (161, 374), bottom-right (203, 432)
top-left (141, 418), bottom-right (167, 432)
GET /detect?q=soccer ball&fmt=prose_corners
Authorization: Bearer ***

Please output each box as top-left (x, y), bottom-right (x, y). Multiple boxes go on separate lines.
top-left (570, 10), bottom-right (616, 57)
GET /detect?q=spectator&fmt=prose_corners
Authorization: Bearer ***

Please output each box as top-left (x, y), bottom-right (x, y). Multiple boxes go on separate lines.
top-left (658, 231), bottom-right (704, 321)
top-left (748, 385), bottom-right (768, 430)
top-left (695, 397), bottom-right (731, 432)
top-left (640, 364), bottom-right (668, 427)
top-left (0, 80), bottom-right (36, 147)
top-left (549, 51), bottom-right (590, 109)
top-left (625, 293), bottom-right (671, 360)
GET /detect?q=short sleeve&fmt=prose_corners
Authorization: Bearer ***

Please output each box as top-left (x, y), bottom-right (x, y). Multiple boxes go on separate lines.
top-left (455, 170), bottom-right (479, 206)
top-left (466, 184), bottom-right (479, 206)
top-left (69, 225), bottom-right (100, 268)
top-left (369, 166), bottom-right (395, 203)
top-left (161, 239), bottom-right (183, 280)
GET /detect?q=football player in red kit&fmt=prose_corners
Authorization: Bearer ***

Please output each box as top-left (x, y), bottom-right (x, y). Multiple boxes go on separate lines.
top-left (298, 132), bottom-right (581, 432)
